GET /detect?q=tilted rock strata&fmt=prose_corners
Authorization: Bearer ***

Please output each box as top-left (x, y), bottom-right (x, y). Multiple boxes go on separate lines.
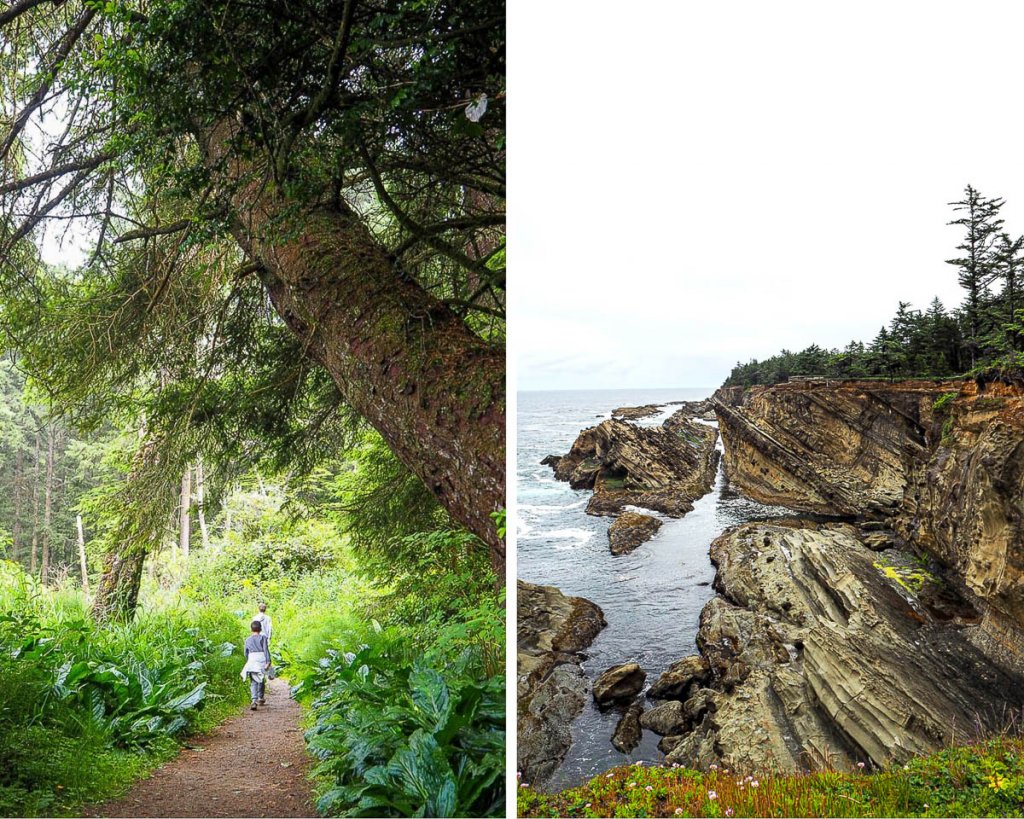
top-left (545, 409), bottom-right (719, 519)
top-left (713, 380), bottom-right (956, 518)
top-left (659, 521), bottom-right (1024, 773)
top-left (894, 385), bottom-right (1024, 650)
top-left (517, 580), bottom-right (607, 785)
top-left (714, 380), bottom-right (1024, 649)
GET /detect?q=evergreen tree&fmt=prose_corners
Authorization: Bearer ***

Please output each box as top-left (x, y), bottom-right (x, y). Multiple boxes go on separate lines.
top-left (946, 185), bottom-right (1004, 366)
top-left (993, 232), bottom-right (1024, 352)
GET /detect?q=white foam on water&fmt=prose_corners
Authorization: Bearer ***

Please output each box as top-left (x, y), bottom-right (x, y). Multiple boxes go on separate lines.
top-left (537, 527), bottom-right (594, 546)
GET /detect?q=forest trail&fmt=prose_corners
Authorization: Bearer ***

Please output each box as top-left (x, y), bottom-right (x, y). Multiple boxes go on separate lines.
top-left (88, 678), bottom-right (315, 818)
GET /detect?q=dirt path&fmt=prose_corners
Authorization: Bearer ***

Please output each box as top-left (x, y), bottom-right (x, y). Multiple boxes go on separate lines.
top-left (89, 678), bottom-right (316, 818)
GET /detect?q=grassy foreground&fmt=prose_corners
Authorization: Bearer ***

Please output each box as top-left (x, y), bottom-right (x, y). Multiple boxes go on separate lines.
top-left (518, 738), bottom-right (1024, 818)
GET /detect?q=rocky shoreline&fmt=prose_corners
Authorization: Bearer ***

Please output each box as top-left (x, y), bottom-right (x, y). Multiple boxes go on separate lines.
top-left (521, 380), bottom-right (1024, 788)
top-left (517, 580), bottom-right (607, 785)
top-left (542, 400), bottom-right (720, 551)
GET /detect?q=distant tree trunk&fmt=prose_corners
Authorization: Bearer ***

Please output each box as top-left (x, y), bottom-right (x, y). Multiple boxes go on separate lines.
top-left (30, 428), bottom-right (39, 575)
top-left (41, 425), bottom-right (54, 583)
top-left (223, 499), bottom-right (232, 547)
top-left (91, 436), bottom-right (170, 622)
top-left (11, 449), bottom-right (22, 562)
top-left (77, 515), bottom-right (89, 594)
top-left (179, 467), bottom-right (191, 559)
top-left (196, 460), bottom-right (209, 550)
top-left (202, 121), bottom-right (506, 580)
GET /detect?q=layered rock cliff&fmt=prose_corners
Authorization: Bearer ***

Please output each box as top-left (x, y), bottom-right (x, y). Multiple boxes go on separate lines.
top-left (665, 380), bottom-right (1024, 773)
top-left (658, 520), bottom-right (1024, 772)
top-left (713, 380), bottom-right (1024, 648)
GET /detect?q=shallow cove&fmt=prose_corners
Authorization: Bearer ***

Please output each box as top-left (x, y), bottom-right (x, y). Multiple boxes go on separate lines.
top-left (517, 389), bottom-right (794, 790)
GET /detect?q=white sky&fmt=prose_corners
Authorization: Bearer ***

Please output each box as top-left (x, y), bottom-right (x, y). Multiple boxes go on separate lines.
top-left (510, 1), bottom-right (1024, 390)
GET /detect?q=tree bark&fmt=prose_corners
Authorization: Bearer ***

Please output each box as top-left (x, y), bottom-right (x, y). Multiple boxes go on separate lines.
top-left (12, 449), bottom-right (22, 562)
top-left (41, 424), bottom-right (54, 583)
top-left (30, 428), bottom-right (39, 575)
top-left (196, 460), bottom-right (209, 550)
top-left (77, 514), bottom-right (89, 594)
top-left (202, 126), bottom-right (504, 578)
top-left (179, 467), bottom-right (191, 559)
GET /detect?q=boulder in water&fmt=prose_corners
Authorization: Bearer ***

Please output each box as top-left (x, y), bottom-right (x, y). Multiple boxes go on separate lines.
top-left (593, 662), bottom-right (646, 705)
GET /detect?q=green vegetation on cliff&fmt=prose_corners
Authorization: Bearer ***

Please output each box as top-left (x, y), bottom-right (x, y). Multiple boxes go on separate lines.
top-left (725, 186), bottom-right (1024, 387)
top-left (518, 737), bottom-right (1024, 818)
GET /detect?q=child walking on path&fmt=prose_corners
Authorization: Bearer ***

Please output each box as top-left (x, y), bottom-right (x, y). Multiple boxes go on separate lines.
top-left (241, 620), bottom-right (270, 710)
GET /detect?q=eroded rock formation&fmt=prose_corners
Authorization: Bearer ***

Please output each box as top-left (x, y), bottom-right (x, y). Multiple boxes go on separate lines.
top-left (517, 580), bottom-right (607, 784)
top-left (714, 380), bottom-right (1024, 649)
top-left (658, 520), bottom-right (1024, 773)
top-left (544, 405), bottom-right (719, 525)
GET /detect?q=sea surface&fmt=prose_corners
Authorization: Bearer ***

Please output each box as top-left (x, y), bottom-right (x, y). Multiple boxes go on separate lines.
top-left (517, 388), bottom-right (792, 790)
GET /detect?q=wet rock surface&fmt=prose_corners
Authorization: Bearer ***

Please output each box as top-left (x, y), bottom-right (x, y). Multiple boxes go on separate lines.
top-left (611, 699), bottom-right (644, 753)
top-left (593, 662), bottom-right (646, 705)
top-left (612, 404), bottom-right (662, 420)
top-left (662, 520), bottom-right (1024, 773)
top-left (517, 580), bottom-right (607, 785)
top-left (608, 512), bottom-right (663, 555)
top-left (544, 407), bottom-right (719, 518)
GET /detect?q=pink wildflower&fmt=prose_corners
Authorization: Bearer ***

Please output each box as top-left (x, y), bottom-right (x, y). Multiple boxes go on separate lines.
top-left (708, 790), bottom-right (718, 801)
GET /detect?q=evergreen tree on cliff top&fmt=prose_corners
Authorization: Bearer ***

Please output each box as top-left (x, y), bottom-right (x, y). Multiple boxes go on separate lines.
top-left (0, 0), bottom-right (506, 620)
top-left (947, 185), bottom-right (1004, 366)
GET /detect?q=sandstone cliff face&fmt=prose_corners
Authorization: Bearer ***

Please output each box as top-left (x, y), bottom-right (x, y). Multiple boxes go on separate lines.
top-left (661, 521), bottom-right (1024, 773)
top-left (517, 581), bottom-right (607, 785)
top-left (714, 380), bottom-right (1024, 646)
top-left (714, 381), bottom-right (953, 518)
top-left (896, 384), bottom-right (1024, 650)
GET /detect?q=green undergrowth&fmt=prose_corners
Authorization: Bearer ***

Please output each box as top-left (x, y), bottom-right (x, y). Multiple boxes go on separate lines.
top-left (518, 738), bottom-right (1024, 818)
top-left (178, 498), bottom-right (507, 818)
top-left (0, 560), bottom-right (248, 817)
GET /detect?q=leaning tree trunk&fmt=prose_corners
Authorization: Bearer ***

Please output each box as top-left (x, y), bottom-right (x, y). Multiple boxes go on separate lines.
top-left (203, 125), bottom-right (506, 578)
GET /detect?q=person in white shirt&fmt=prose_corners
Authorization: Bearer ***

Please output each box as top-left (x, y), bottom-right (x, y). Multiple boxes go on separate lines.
top-left (253, 602), bottom-right (272, 642)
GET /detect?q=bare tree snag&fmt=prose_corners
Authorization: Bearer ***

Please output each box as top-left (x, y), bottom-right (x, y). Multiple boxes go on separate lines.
top-left (196, 460), bottom-right (209, 550)
top-left (41, 424), bottom-right (53, 584)
top-left (77, 514), bottom-right (89, 594)
top-left (179, 467), bottom-right (191, 560)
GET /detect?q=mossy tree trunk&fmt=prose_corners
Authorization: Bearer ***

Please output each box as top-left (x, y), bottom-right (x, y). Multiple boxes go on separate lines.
top-left (203, 123), bottom-right (505, 579)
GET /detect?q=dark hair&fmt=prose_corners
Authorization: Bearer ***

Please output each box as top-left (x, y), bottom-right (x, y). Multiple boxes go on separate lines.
top-left (250, 620), bottom-right (262, 632)
top-left (258, 603), bottom-right (267, 612)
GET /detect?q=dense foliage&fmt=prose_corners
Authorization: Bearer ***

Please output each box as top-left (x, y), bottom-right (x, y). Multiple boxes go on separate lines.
top-left (518, 737), bottom-right (1024, 818)
top-left (0, 561), bottom-right (247, 817)
top-left (726, 186), bottom-right (1024, 386)
top-left (177, 482), bottom-right (506, 818)
top-left (303, 632), bottom-right (504, 818)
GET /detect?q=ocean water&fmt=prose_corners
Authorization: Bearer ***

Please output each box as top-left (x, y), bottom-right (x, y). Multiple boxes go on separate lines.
top-left (517, 388), bottom-right (792, 790)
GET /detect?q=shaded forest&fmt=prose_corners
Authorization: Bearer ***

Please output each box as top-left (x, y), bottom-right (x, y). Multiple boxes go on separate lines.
top-left (0, 0), bottom-right (505, 816)
top-left (726, 185), bottom-right (1024, 386)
